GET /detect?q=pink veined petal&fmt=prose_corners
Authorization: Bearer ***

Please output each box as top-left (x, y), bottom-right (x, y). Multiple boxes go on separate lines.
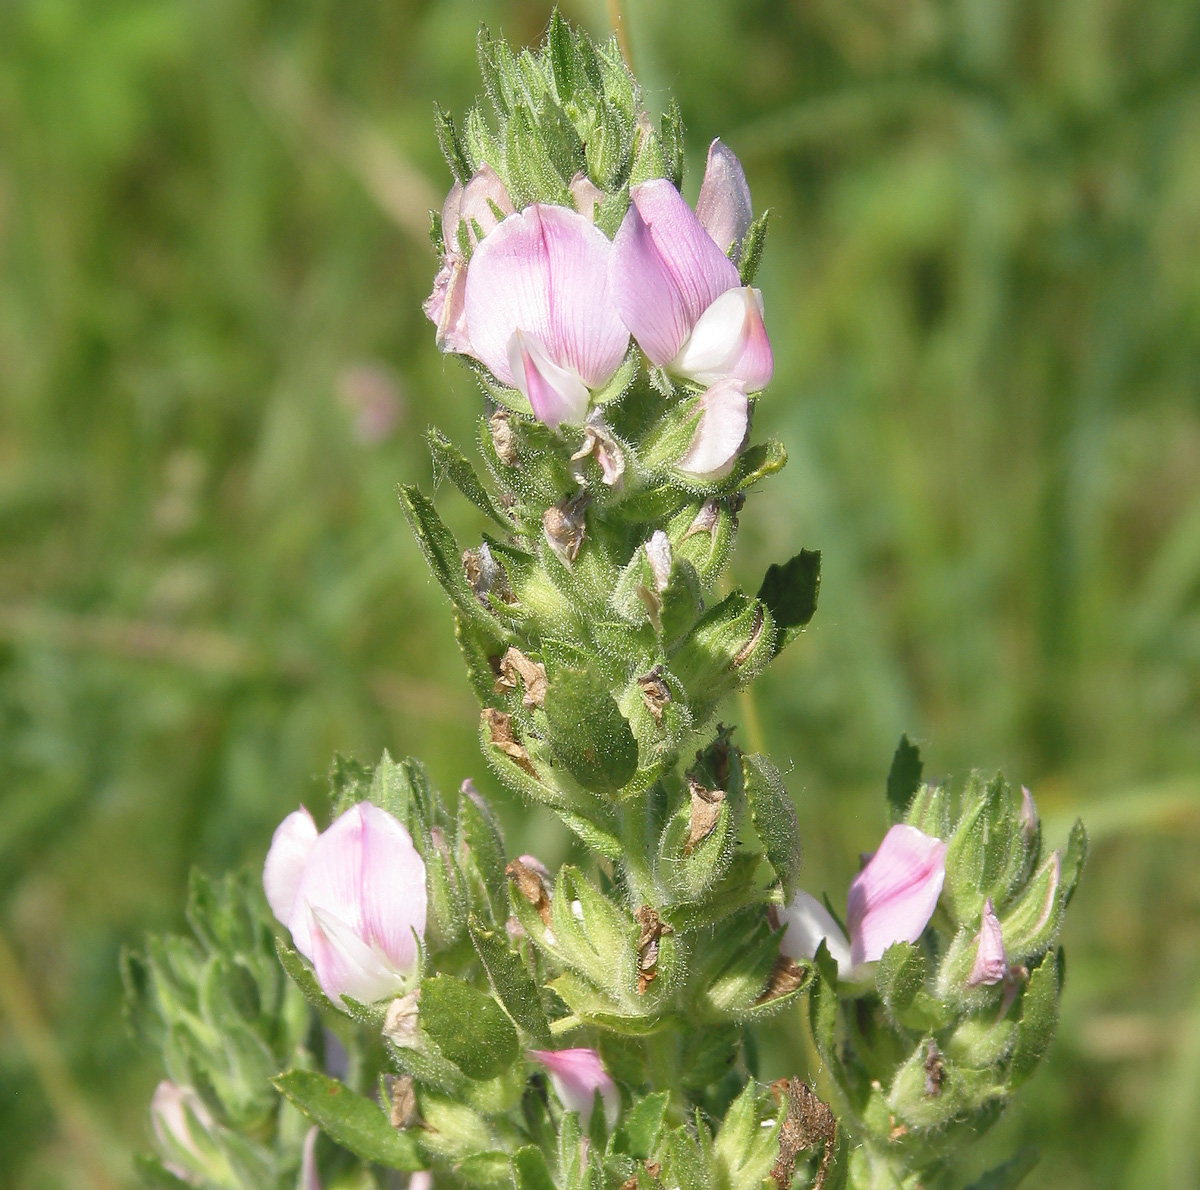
top-left (263, 807), bottom-right (318, 925)
top-left (968, 899), bottom-right (1008, 988)
top-left (356, 802), bottom-right (426, 976)
top-left (528, 1048), bottom-right (619, 1129)
top-left (423, 256), bottom-right (472, 355)
top-left (695, 138), bottom-right (753, 256)
top-left (612, 179), bottom-right (741, 366)
top-left (300, 1127), bottom-right (322, 1190)
top-left (458, 165), bottom-right (514, 246)
top-left (464, 205), bottom-right (628, 391)
top-left (508, 329), bottom-right (591, 428)
top-left (846, 824), bottom-right (947, 967)
top-left (675, 380), bottom-right (749, 480)
top-left (671, 287), bottom-right (773, 390)
top-left (777, 889), bottom-right (853, 979)
top-left (287, 805), bottom-right (368, 961)
top-left (308, 904), bottom-right (409, 1006)
top-left (440, 180), bottom-right (464, 251)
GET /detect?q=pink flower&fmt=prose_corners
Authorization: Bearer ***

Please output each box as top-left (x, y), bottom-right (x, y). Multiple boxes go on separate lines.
top-left (611, 176), bottom-right (772, 391)
top-left (675, 378), bottom-right (750, 480)
top-left (463, 204), bottom-right (630, 428)
top-left (695, 138), bottom-right (754, 257)
top-left (424, 166), bottom-right (514, 355)
top-left (779, 824), bottom-right (947, 978)
top-left (263, 803), bottom-right (427, 1007)
top-left (778, 891), bottom-right (853, 978)
top-left (967, 898), bottom-right (1008, 988)
top-left (846, 824), bottom-right (947, 967)
top-left (528, 1048), bottom-right (620, 1129)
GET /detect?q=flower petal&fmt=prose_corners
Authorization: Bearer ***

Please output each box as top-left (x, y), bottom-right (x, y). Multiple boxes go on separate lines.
top-left (464, 204), bottom-right (628, 391)
top-left (846, 824), bottom-right (947, 967)
top-left (355, 802), bottom-right (426, 975)
top-left (308, 904), bottom-right (409, 1006)
top-left (968, 898), bottom-right (1008, 987)
top-left (570, 171), bottom-right (606, 222)
top-left (777, 890), bottom-right (853, 979)
top-left (443, 166), bottom-right (513, 253)
top-left (508, 329), bottom-right (591, 428)
top-left (263, 807), bottom-right (318, 925)
top-left (695, 138), bottom-right (753, 256)
top-left (645, 530), bottom-right (672, 592)
top-left (671, 287), bottom-right (773, 390)
top-left (287, 806), bottom-right (365, 961)
top-left (675, 379), bottom-right (749, 480)
top-left (528, 1048), bottom-right (619, 1130)
top-left (612, 179), bottom-right (741, 366)
top-left (300, 1127), bottom-right (322, 1190)
top-left (423, 256), bottom-right (472, 355)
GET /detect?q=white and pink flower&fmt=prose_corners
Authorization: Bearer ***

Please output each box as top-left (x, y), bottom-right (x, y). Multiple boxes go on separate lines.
top-left (528, 1047), bottom-right (620, 1129)
top-left (263, 803), bottom-right (426, 1007)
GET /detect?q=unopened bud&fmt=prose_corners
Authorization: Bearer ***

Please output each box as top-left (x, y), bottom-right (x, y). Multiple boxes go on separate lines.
top-left (1000, 851), bottom-right (1063, 963)
top-left (966, 898), bottom-right (1008, 988)
top-left (151, 1081), bottom-right (226, 1185)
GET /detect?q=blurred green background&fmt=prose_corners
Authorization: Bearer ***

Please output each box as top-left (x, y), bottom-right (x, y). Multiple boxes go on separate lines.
top-left (2, 0), bottom-right (1200, 1185)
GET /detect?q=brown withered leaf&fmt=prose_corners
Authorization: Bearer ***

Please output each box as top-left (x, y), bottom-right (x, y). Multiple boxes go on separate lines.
top-left (506, 857), bottom-right (552, 926)
top-left (637, 666), bottom-right (671, 724)
top-left (923, 1038), bottom-right (944, 1098)
top-left (495, 646), bottom-right (548, 708)
top-left (755, 954), bottom-right (808, 1005)
top-left (490, 408), bottom-right (519, 465)
top-left (634, 905), bottom-right (674, 994)
top-left (685, 780), bottom-right (725, 855)
top-left (542, 491), bottom-right (589, 568)
top-left (682, 498), bottom-right (720, 540)
top-left (770, 1078), bottom-right (837, 1190)
top-left (731, 604), bottom-right (766, 669)
top-left (388, 1075), bottom-right (417, 1128)
top-left (463, 542), bottom-right (515, 604)
top-left (620, 1161), bottom-right (661, 1190)
top-left (482, 708), bottom-right (538, 776)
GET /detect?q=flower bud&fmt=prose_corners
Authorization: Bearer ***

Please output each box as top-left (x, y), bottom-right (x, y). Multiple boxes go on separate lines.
top-left (999, 851), bottom-right (1063, 963)
top-left (264, 802), bottom-right (427, 1008)
top-left (967, 898), bottom-right (1008, 988)
top-left (528, 1048), bottom-right (620, 1129)
top-left (150, 1081), bottom-right (227, 1186)
top-left (695, 138), bottom-right (754, 257)
top-left (847, 825), bottom-right (947, 967)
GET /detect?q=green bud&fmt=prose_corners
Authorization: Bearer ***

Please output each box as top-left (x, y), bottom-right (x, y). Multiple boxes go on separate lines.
top-left (942, 775), bottom-right (1020, 924)
top-left (671, 592), bottom-right (775, 714)
top-left (904, 781), bottom-right (951, 837)
top-left (1000, 851), bottom-right (1064, 965)
top-left (543, 666), bottom-right (639, 795)
top-left (887, 1038), bottom-right (1006, 1132)
top-left (658, 779), bottom-right (733, 901)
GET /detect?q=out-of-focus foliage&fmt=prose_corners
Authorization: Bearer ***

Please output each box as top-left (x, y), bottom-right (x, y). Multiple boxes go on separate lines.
top-left (0, 0), bottom-right (1197, 1187)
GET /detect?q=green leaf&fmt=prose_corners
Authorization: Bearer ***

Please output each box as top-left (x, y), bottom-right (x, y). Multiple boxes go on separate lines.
top-left (512, 1146), bottom-right (558, 1190)
top-left (468, 916), bottom-right (553, 1047)
top-left (420, 974), bottom-right (520, 1080)
top-left (964, 1148), bottom-right (1040, 1189)
top-left (427, 428), bottom-right (513, 531)
top-left (274, 936), bottom-right (338, 1017)
top-left (886, 734), bottom-right (923, 822)
top-left (614, 1092), bottom-right (669, 1159)
top-left (543, 667), bottom-right (638, 795)
top-left (738, 209), bottom-right (770, 284)
top-left (1010, 955), bottom-right (1060, 1086)
top-left (756, 549), bottom-right (820, 656)
top-left (398, 483), bottom-right (512, 643)
top-left (1061, 818), bottom-right (1088, 905)
top-left (458, 786), bottom-right (508, 919)
top-left (743, 753), bottom-right (801, 895)
top-left (273, 1070), bottom-right (422, 1170)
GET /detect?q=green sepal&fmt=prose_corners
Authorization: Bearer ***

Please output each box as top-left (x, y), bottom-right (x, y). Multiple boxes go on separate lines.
top-left (738, 209), bottom-right (770, 285)
top-left (420, 973), bottom-right (520, 1080)
top-left (756, 549), bottom-right (820, 657)
top-left (714, 438), bottom-right (786, 493)
top-left (660, 100), bottom-right (685, 189)
top-left (434, 103), bottom-right (471, 183)
top-left (886, 1043), bottom-right (1006, 1133)
top-left (273, 1069), bottom-right (422, 1170)
top-left (714, 1081), bottom-right (783, 1189)
top-left (274, 936), bottom-right (340, 1020)
top-left (742, 753), bottom-right (801, 896)
top-left (543, 666), bottom-right (639, 795)
top-left (468, 916), bottom-right (553, 1047)
top-left (658, 787), bottom-right (732, 902)
top-left (457, 785), bottom-right (509, 921)
top-left (671, 592), bottom-right (775, 714)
